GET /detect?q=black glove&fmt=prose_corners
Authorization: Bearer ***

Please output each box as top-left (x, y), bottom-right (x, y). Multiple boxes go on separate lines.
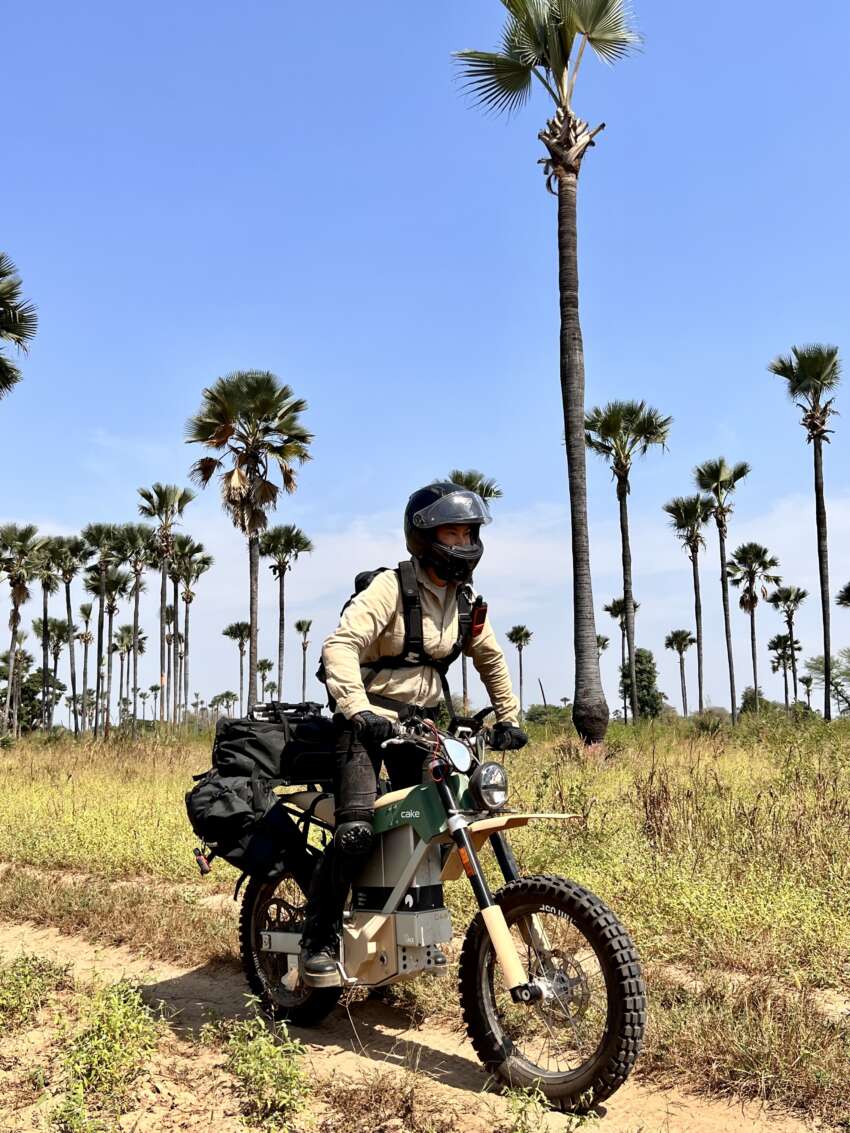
top-left (490, 722), bottom-right (528, 751)
top-left (353, 711), bottom-right (396, 746)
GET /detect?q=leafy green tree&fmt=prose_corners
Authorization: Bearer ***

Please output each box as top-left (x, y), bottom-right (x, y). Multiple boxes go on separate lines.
top-left (259, 525), bottom-right (313, 702)
top-left (769, 345), bottom-right (841, 720)
top-left (586, 401), bottom-right (671, 720)
top-left (767, 586), bottom-right (808, 704)
top-left (294, 619), bottom-right (312, 703)
top-left (137, 484), bottom-right (195, 724)
top-left (506, 625), bottom-right (532, 721)
top-left (727, 543), bottom-right (781, 715)
top-left (662, 495), bottom-right (713, 714)
top-left (53, 536), bottom-right (92, 735)
top-left (805, 652), bottom-right (850, 715)
top-left (223, 622), bottom-right (251, 716)
top-left (187, 371), bottom-right (312, 711)
top-left (148, 683), bottom-right (160, 722)
top-left (619, 647), bottom-right (664, 719)
top-left (694, 458), bottom-right (750, 724)
top-left (524, 703), bottom-right (572, 727)
top-left (740, 686), bottom-right (768, 715)
top-left (138, 689), bottom-right (149, 722)
top-left (443, 470), bottom-right (503, 713)
top-left (664, 630), bottom-right (695, 717)
top-left (0, 524), bottom-right (45, 732)
top-left (455, 2), bottom-right (639, 744)
top-left (0, 252), bottom-right (38, 398)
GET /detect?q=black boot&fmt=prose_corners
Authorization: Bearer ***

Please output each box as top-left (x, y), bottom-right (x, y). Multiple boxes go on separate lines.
top-left (299, 851), bottom-right (344, 988)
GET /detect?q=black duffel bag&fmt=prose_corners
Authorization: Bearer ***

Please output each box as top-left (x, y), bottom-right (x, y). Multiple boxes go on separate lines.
top-left (212, 709), bottom-right (336, 784)
top-left (185, 769), bottom-right (318, 885)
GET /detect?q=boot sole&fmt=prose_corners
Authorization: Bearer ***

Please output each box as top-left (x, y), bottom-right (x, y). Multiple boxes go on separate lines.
top-left (300, 966), bottom-right (343, 989)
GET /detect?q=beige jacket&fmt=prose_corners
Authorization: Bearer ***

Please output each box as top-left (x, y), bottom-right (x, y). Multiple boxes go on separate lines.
top-left (321, 559), bottom-right (519, 725)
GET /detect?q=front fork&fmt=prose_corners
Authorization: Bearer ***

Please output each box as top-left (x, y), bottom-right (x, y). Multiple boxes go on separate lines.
top-left (433, 774), bottom-right (541, 1004)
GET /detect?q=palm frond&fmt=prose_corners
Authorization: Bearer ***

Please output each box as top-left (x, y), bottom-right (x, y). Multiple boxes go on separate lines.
top-left (565, 0), bottom-right (641, 63)
top-left (454, 49), bottom-right (534, 115)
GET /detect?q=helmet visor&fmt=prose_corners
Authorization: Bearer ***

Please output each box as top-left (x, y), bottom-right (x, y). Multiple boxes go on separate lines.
top-left (411, 489), bottom-right (493, 530)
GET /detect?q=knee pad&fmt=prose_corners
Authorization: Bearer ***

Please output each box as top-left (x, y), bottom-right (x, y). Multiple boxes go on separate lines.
top-left (334, 819), bottom-right (374, 859)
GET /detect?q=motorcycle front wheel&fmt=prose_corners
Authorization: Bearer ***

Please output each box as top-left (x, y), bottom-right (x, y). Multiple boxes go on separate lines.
top-left (239, 872), bottom-right (342, 1026)
top-left (458, 874), bottom-right (645, 1111)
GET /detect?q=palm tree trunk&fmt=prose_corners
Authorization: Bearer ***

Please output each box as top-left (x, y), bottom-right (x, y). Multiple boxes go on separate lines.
top-left (49, 652), bottom-right (59, 726)
top-left (617, 480), bottom-right (639, 722)
top-left (301, 644), bottom-right (307, 703)
top-left (518, 648), bottom-right (524, 721)
top-left (679, 653), bottom-right (688, 717)
top-left (691, 549), bottom-right (705, 714)
top-left (81, 635), bottom-right (89, 735)
top-left (159, 561), bottom-right (167, 723)
top-left (557, 171), bottom-right (608, 744)
top-left (41, 583), bottom-right (49, 728)
top-left (118, 653), bottom-right (125, 722)
top-left (248, 535), bottom-right (259, 711)
top-left (132, 573), bottom-right (141, 727)
top-left (3, 616), bottom-right (17, 729)
top-left (813, 438), bottom-right (831, 720)
top-left (749, 608), bottom-right (759, 714)
top-left (805, 687), bottom-right (811, 710)
top-left (787, 615), bottom-right (799, 703)
top-left (172, 577), bottom-right (180, 724)
top-left (105, 607), bottom-right (115, 737)
top-left (238, 647), bottom-right (245, 717)
top-left (782, 660), bottom-right (789, 711)
top-left (462, 655), bottom-right (469, 715)
top-left (64, 582), bottom-right (80, 736)
top-left (277, 569), bottom-right (286, 701)
top-left (620, 625), bottom-right (628, 723)
top-left (717, 526), bottom-right (737, 724)
top-left (183, 600), bottom-right (190, 728)
top-left (166, 639), bottom-right (172, 724)
top-left (94, 574), bottom-right (105, 737)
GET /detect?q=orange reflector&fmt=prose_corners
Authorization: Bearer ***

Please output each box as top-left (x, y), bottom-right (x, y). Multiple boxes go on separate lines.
top-left (458, 847), bottom-right (474, 876)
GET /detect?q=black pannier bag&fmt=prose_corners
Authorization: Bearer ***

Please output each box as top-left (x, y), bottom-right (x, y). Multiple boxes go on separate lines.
top-left (185, 702), bottom-right (336, 882)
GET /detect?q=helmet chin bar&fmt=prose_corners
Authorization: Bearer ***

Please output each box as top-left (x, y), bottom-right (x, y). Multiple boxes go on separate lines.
top-left (424, 538), bottom-right (483, 584)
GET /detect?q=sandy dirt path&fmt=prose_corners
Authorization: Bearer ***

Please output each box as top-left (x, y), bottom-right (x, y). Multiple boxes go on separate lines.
top-left (0, 919), bottom-right (823, 1133)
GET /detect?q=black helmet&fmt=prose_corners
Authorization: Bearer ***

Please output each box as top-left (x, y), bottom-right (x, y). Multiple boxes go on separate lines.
top-left (404, 482), bottom-right (492, 584)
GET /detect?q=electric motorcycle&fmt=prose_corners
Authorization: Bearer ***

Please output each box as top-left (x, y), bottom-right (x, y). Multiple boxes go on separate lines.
top-left (239, 709), bottom-right (646, 1110)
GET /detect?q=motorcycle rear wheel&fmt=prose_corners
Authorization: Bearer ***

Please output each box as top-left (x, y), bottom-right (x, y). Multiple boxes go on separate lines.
top-left (239, 872), bottom-right (342, 1026)
top-left (458, 874), bottom-right (645, 1110)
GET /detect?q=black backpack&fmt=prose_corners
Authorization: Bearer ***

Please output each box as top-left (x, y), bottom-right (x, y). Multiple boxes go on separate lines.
top-left (185, 702), bottom-right (335, 883)
top-left (317, 560), bottom-right (487, 715)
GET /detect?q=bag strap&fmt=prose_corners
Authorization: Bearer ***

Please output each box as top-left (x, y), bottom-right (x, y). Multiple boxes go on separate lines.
top-left (397, 560), bottom-right (424, 663)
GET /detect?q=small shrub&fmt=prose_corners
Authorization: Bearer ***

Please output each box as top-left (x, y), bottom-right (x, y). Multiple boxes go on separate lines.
top-left (63, 981), bottom-right (158, 1105)
top-left (0, 953), bottom-right (71, 1029)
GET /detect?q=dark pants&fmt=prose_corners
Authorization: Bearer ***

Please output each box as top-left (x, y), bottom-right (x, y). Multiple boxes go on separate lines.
top-left (301, 714), bottom-right (424, 949)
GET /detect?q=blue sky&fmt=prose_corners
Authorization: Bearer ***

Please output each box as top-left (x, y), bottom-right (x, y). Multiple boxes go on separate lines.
top-left (4, 0), bottom-right (850, 712)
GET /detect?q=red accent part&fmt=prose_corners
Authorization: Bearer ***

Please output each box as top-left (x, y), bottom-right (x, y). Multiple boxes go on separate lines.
top-left (471, 600), bottom-right (488, 638)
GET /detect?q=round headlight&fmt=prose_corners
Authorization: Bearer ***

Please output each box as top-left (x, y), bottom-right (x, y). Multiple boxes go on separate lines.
top-left (470, 761), bottom-right (509, 811)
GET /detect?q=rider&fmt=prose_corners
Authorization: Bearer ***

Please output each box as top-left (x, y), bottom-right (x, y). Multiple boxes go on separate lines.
top-left (299, 481), bottom-right (528, 987)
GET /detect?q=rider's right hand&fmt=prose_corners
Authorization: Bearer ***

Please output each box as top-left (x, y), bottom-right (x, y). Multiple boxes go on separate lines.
top-left (352, 710), bottom-right (396, 746)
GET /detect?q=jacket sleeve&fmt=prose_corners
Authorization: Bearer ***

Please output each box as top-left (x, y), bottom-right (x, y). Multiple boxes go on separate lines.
top-left (321, 570), bottom-right (400, 720)
top-left (466, 615), bottom-right (519, 725)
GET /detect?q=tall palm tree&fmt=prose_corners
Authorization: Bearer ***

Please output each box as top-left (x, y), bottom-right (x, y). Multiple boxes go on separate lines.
top-left (768, 633), bottom-right (800, 712)
top-left (665, 630), bottom-right (695, 717)
top-left (800, 674), bottom-right (814, 710)
top-left (48, 618), bottom-right (72, 726)
top-left (77, 603), bottom-right (93, 733)
top-left (0, 252), bottom-right (38, 398)
top-left (81, 524), bottom-right (120, 737)
top-left (187, 371), bottom-right (312, 712)
top-left (102, 567), bottom-right (130, 734)
top-left (31, 541), bottom-right (60, 729)
top-left (506, 625), bottom-right (532, 721)
top-left (603, 597), bottom-right (639, 723)
top-left (139, 689), bottom-right (149, 721)
top-left (265, 680), bottom-right (278, 701)
top-left (727, 543), bottom-right (781, 715)
top-left (148, 683), bottom-right (160, 722)
top-left (258, 524), bottom-right (314, 701)
top-left (596, 635), bottom-right (609, 659)
top-left (0, 523), bottom-right (45, 731)
top-left (165, 604), bottom-right (175, 716)
top-left (455, 2), bottom-right (639, 744)
top-left (768, 345), bottom-right (841, 720)
top-left (662, 495), bottom-right (713, 714)
top-left (175, 536), bottom-right (213, 725)
top-left (586, 401), bottom-right (671, 720)
top-left (694, 458), bottom-right (750, 724)
top-left (837, 582), bottom-right (850, 609)
top-left (257, 658), bottom-right (273, 702)
top-left (767, 585), bottom-right (808, 704)
top-left (443, 470), bottom-right (503, 713)
top-left (53, 536), bottom-right (92, 736)
top-left (223, 621), bottom-right (251, 716)
top-left (115, 524), bottom-right (155, 726)
top-left (294, 620), bottom-right (312, 703)
top-left (137, 484), bottom-right (195, 723)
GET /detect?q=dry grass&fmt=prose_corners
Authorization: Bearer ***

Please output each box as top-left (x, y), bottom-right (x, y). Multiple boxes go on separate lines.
top-left (315, 1064), bottom-right (462, 1133)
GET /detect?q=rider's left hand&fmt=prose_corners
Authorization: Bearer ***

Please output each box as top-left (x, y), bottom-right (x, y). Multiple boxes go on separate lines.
top-left (490, 722), bottom-right (528, 751)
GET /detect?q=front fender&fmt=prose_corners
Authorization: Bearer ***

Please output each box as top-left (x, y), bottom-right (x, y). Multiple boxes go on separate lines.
top-left (440, 812), bottom-right (580, 882)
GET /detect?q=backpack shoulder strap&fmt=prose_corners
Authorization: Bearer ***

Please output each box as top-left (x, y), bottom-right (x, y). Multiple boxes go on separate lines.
top-left (397, 560), bottom-right (424, 663)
